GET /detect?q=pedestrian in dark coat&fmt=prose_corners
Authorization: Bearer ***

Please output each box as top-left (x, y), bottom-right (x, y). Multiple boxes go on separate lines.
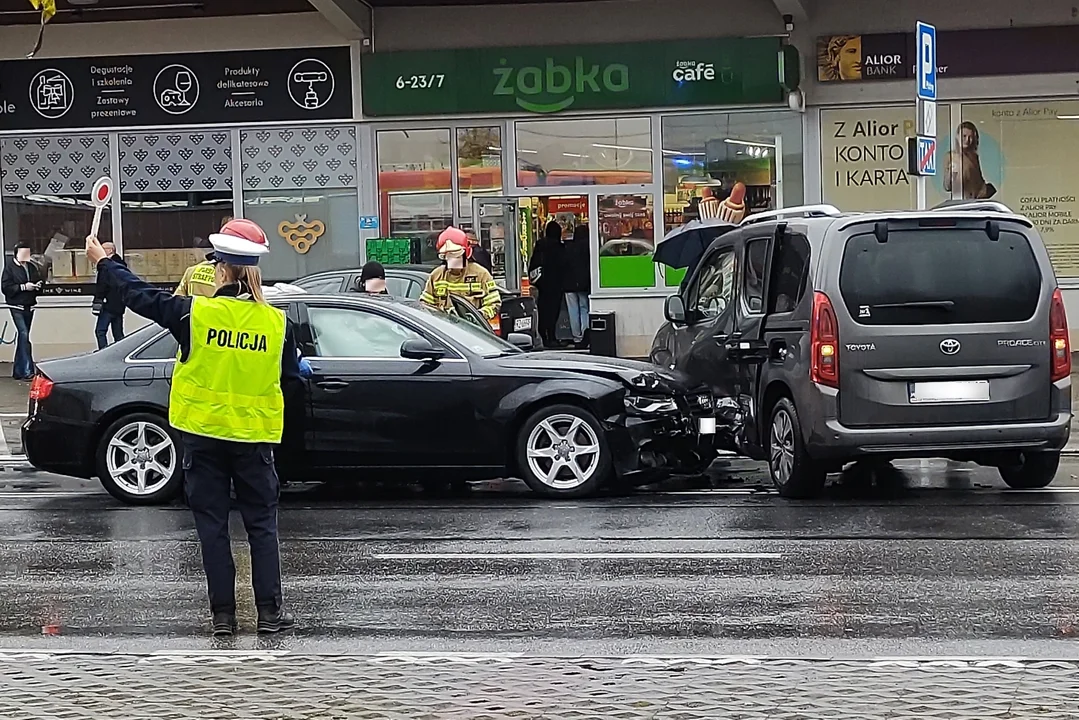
top-left (529, 221), bottom-right (566, 347)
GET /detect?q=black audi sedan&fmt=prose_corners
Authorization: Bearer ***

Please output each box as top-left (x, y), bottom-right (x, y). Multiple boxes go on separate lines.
top-left (24, 293), bottom-right (717, 506)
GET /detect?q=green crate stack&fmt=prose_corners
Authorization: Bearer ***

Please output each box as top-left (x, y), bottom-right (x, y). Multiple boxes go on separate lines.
top-left (366, 238), bottom-right (412, 266)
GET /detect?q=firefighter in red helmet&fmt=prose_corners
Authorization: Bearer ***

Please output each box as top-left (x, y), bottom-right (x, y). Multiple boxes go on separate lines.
top-left (420, 226), bottom-right (501, 321)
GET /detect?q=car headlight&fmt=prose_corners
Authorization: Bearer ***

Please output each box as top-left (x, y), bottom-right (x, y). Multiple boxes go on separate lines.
top-left (624, 394), bottom-right (679, 414)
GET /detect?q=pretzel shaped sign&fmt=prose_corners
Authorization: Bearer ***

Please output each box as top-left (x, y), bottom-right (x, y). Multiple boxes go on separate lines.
top-left (278, 214), bottom-right (326, 255)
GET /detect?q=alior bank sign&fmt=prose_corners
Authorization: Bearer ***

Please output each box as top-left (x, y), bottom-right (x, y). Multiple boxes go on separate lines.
top-left (361, 38), bottom-right (797, 117)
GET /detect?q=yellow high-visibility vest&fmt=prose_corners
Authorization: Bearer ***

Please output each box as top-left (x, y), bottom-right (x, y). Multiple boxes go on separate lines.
top-left (169, 296), bottom-right (287, 443)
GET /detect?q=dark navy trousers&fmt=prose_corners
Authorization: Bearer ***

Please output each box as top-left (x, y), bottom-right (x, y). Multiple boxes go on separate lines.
top-left (182, 432), bottom-right (283, 615)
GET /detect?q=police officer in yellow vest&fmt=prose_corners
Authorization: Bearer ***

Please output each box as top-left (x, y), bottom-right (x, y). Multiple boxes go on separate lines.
top-left (174, 217), bottom-right (232, 298)
top-left (87, 219), bottom-right (304, 637)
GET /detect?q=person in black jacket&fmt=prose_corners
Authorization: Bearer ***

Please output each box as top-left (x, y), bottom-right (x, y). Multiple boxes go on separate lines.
top-left (467, 231), bottom-right (494, 273)
top-left (1, 242), bottom-right (43, 380)
top-left (529, 221), bottom-right (566, 347)
top-left (562, 224), bottom-right (592, 348)
top-left (93, 241), bottom-right (127, 349)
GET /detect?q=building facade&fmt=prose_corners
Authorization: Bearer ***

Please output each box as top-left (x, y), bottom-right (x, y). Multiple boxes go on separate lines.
top-left (3, 0), bottom-right (1079, 360)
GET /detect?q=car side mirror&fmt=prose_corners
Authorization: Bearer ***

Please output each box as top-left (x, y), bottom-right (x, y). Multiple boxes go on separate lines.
top-left (507, 332), bottom-right (534, 351)
top-left (664, 295), bottom-right (687, 324)
top-left (400, 338), bottom-right (446, 362)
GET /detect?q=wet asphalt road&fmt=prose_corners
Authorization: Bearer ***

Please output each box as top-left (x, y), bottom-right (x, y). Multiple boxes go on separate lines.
top-left (1, 457), bottom-right (1079, 659)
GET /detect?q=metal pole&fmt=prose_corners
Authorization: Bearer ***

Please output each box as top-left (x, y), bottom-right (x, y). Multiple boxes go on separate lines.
top-left (916, 175), bottom-right (927, 210)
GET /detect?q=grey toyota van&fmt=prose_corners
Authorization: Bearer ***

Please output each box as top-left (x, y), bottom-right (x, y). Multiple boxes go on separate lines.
top-left (651, 202), bottom-right (1072, 498)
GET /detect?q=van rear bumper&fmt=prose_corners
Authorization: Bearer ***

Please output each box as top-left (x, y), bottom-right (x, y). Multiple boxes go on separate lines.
top-left (808, 412), bottom-right (1071, 459)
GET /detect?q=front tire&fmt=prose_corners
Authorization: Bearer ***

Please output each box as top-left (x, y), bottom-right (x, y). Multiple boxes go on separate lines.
top-left (96, 412), bottom-right (184, 506)
top-left (767, 397), bottom-right (827, 499)
top-left (516, 404), bottom-right (611, 498)
top-left (998, 451), bottom-right (1059, 490)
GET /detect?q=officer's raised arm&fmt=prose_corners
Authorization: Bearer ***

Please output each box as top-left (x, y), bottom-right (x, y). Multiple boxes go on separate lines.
top-left (86, 233), bottom-right (192, 338)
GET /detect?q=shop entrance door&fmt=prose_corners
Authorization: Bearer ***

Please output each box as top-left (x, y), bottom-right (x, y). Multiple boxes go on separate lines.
top-left (473, 197), bottom-right (524, 292)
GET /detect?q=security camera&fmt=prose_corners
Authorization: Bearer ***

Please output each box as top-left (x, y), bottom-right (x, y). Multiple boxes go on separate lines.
top-left (783, 13), bottom-right (794, 33)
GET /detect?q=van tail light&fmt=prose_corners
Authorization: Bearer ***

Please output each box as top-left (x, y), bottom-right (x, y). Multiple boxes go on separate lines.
top-left (811, 291), bottom-right (840, 388)
top-left (29, 374), bottom-right (53, 402)
top-left (490, 314), bottom-right (502, 333)
top-left (1050, 288), bottom-right (1071, 382)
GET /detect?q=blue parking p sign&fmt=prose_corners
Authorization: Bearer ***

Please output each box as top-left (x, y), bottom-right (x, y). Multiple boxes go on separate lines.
top-left (916, 22), bottom-right (937, 101)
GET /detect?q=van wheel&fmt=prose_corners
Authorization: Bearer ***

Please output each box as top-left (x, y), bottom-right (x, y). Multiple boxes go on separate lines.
top-left (96, 413), bottom-right (184, 506)
top-left (767, 398), bottom-right (827, 499)
top-left (516, 404), bottom-right (611, 498)
top-left (998, 452), bottom-right (1059, 490)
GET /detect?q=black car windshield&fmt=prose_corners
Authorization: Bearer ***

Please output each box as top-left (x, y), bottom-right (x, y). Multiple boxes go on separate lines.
top-left (411, 304), bottom-right (522, 357)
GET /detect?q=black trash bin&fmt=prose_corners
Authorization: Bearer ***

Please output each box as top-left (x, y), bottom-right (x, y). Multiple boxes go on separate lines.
top-left (589, 311), bottom-right (617, 357)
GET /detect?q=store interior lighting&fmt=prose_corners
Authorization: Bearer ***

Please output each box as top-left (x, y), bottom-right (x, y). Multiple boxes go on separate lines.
top-left (724, 138), bottom-right (777, 149)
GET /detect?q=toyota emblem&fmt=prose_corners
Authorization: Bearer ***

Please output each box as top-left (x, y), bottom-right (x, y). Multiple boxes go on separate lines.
top-left (940, 338), bottom-right (961, 355)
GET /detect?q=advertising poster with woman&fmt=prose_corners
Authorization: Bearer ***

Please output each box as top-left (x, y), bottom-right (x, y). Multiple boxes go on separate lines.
top-left (958, 101), bottom-right (1079, 275)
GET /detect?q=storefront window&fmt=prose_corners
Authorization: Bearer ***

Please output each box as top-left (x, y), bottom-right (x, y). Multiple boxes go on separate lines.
top-left (457, 127), bottom-right (503, 226)
top-left (118, 131), bottom-right (235, 285)
top-left (121, 192), bottom-right (232, 283)
top-left (240, 127), bottom-right (359, 282)
top-left (661, 111), bottom-right (804, 232)
top-left (515, 117), bottom-right (652, 187)
top-left (958, 100), bottom-right (1079, 276)
top-left (598, 194), bottom-right (655, 289)
top-left (0, 134), bottom-right (112, 293)
top-left (377, 128), bottom-right (452, 261)
top-left (820, 105), bottom-right (951, 212)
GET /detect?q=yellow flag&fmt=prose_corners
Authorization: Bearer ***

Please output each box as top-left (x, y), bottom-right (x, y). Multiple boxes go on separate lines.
top-left (26, 0), bottom-right (56, 58)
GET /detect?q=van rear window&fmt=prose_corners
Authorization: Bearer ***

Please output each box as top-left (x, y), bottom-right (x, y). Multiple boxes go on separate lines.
top-left (839, 228), bottom-right (1041, 325)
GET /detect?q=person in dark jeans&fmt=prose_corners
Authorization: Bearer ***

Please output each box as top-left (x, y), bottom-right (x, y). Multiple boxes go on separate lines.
top-left (1, 242), bottom-right (43, 380)
top-left (93, 241), bottom-right (127, 350)
top-left (529, 221), bottom-right (566, 347)
top-left (562, 224), bottom-right (592, 349)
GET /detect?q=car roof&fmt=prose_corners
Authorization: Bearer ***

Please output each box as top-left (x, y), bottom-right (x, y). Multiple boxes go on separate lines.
top-left (295, 264), bottom-right (436, 281)
top-left (736, 202), bottom-right (1035, 232)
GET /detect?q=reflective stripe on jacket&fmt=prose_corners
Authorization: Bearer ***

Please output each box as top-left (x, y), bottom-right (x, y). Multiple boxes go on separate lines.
top-left (169, 296), bottom-right (287, 443)
top-left (420, 262), bottom-right (501, 319)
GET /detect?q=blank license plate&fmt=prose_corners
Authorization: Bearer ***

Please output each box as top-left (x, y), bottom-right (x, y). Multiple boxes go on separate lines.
top-left (699, 417), bottom-right (716, 435)
top-left (909, 380), bottom-right (990, 404)
top-left (513, 316), bottom-right (533, 331)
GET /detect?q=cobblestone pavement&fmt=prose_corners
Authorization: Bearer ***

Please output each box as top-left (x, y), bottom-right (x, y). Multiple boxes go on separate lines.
top-left (0, 653), bottom-right (1077, 719)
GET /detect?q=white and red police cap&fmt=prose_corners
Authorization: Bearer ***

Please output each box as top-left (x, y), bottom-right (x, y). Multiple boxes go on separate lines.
top-left (208, 218), bottom-right (270, 266)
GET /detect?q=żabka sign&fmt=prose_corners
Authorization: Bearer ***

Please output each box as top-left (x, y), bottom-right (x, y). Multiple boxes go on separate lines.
top-left (361, 38), bottom-right (794, 117)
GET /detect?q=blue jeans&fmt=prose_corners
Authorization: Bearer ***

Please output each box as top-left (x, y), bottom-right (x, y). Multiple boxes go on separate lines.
top-left (565, 291), bottom-right (590, 342)
top-left (9, 308), bottom-right (33, 380)
top-left (95, 310), bottom-right (125, 350)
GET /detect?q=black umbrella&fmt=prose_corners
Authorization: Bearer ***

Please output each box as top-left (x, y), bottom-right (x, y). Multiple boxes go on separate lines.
top-left (653, 218), bottom-right (738, 270)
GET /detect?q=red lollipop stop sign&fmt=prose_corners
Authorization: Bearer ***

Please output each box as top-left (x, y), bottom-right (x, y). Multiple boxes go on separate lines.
top-left (90, 177), bottom-right (113, 237)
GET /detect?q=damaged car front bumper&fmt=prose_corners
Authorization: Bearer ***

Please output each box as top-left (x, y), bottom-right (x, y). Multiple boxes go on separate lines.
top-left (603, 389), bottom-right (721, 483)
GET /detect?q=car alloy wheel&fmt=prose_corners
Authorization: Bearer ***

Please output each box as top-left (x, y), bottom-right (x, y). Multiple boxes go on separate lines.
top-left (106, 420), bottom-right (177, 497)
top-left (769, 409), bottom-right (795, 486)
top-left (525, 413), bottom-right (602, 491)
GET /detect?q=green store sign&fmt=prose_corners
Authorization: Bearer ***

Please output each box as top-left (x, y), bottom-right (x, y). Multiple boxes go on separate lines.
top-left (361, 38), bottom-right (798, 117)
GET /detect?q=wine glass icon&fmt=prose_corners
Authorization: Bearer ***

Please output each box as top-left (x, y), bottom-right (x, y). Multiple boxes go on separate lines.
top-left (174, 71), bottom-right (193, 105)
top-left (155, 64), bottom-right (199, 114)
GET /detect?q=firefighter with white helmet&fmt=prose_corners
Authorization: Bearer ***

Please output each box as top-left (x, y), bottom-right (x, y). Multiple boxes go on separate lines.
top-left (86, 218), bottom-right (306, 637)
top-left (420, 226), bottom-right (501, 321)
